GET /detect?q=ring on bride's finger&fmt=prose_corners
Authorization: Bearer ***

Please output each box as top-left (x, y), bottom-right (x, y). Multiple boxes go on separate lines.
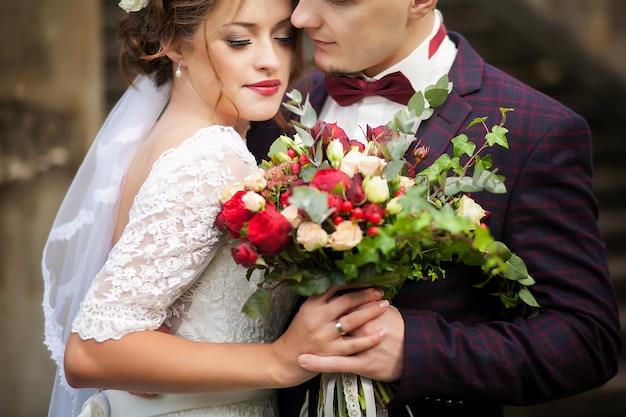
top-left (335, 320), bottom-right (347, 336)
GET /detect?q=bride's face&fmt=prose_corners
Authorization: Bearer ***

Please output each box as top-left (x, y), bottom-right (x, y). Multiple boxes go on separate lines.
top-left (183, 0), bottom-right (295, 125)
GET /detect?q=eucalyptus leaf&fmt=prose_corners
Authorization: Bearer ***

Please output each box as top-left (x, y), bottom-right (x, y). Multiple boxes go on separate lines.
top-left (289, 186), bottom-right (334, 224)
top-left (300, 98), bottom-right (318, 129)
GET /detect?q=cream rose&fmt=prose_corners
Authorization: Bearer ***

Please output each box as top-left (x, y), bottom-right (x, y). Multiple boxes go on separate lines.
top-left (242, 191), bottom-right (266, 213)
top-left (243, 170), bottom-right (267, 192)
top-left (327, 221), bottom-right (363, 251)
top-left (327, 139), bottom-right (345, 168)
top-left (399, 176), bottom-right (416, 190)
top-left (281, 204), bottom-right (303, 228)
top-left (296, 222), bottom-right (329, 251)
top-left (455, 195), bottom-right (486, 228)
top-left (358, 155), bottom-right (387, 177)
top-left (118, 0), bottom-right (148, 13)
top-left (219, 183), bottom-right (245, 204)
top-left (339, 150), bottom-right (365, 177)
top-left (385, 196), bottom-right (404, 215)
top-left (364, 176), bottom-right (390, 203)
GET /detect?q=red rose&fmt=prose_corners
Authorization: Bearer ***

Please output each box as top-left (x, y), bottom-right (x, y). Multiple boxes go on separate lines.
top-left (349, 140), bottom-right (365, 153)
top-left (247, 204), bottom-right (293, 255)
top-left (310, 168), bottom-right (352, 194)
top-left (327, 193), bottom-right (344, 216)
top-left (311, 121), bottom-right (351, 158)
top-left (366, 125), bottom-right (395, 143)
top-left (311, 121), bottom-right (348, 143)
top-left (231, 243), bottom-right (258, 267)
top-left (218, 190), bottom-right (254, 238)
top-left (346, 173), bottom-right (366, 205)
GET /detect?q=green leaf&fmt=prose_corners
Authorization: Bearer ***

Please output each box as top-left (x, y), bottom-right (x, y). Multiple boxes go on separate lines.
top-left (242, 288), bottom-right (272, 320)
top-left (286, 89), bottom-right (303, 104)
top-left (502, 254), bottom-right (529, 281)
top-left (519, 287), bottom-right (541, 307)
top-left (384, 160), bottom-right (406, 180)
top-left (424, 87), bottom-right (449, 108)
top-left (407, 91), bottom-right (425, 116)
top-left (486, 125), bottom-right (509, 148)
top-left (451, 134), bottom-right (475, 158)
top-left (289, 186), bottom-right (334, 224)
top-left (444, 175), bottom-right (476, 195)
top-left (299, 96), bottom-right (318, 129)
top-left (294, 125), bottom-right (314, 147)
top-left (467, 117), bottom-right (488, 130)
top-left (284, 271), bottom-right (334, 296)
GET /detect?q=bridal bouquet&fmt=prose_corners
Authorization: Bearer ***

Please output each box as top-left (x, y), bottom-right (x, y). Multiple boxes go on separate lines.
top-left (217, 75), bottom-right (539, 416)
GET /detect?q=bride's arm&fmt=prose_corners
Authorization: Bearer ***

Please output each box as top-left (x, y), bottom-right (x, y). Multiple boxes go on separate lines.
top-left (64, 287), bottom-right (389, 393)
top-left (63, 136), bottom-right (389, 393)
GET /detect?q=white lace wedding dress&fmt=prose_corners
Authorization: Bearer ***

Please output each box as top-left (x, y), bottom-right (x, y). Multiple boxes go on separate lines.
top-left (71, 125), bottom-right (297, 417)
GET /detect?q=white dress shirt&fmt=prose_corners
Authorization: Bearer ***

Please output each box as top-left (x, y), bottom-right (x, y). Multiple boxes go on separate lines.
top-left (319, 10), bottom-right (458, 143)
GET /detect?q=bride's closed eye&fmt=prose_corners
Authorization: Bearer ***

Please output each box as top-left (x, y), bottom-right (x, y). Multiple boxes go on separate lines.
top-left (226, 38), bottom-right (252, 49)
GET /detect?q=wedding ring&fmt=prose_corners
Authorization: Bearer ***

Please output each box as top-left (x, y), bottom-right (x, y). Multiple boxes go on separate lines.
top-left (335, 320), bottom-right (347, 336)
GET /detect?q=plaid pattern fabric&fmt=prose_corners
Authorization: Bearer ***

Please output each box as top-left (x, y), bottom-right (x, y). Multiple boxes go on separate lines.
top-left (248, 32), bottom-right (621, 417)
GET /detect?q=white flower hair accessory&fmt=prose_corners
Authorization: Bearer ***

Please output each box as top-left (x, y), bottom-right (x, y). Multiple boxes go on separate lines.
top-left (119, 0), bottom-right (149, 13)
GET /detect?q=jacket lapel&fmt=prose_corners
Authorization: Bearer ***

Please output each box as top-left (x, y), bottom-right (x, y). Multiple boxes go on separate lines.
top-left (407, 32), bottom-right (483, 164)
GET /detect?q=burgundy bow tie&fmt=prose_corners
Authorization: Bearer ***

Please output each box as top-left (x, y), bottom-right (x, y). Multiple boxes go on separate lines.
top-left (325, 71), bottom-right (416, 106)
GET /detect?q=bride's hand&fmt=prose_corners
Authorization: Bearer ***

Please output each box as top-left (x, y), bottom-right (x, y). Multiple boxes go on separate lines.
top-left (270, 287), bottom-right (390, 387)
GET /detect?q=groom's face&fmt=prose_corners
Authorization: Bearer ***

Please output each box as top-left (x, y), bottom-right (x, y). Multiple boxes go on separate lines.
top-left (291, 0), bottom-right (417, 77)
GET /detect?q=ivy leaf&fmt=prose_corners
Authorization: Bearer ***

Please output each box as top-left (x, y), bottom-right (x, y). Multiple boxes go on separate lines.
top-left (452, 134), bottom-right (475, 158)
top-left (486, 125), bottom-right (510, 148)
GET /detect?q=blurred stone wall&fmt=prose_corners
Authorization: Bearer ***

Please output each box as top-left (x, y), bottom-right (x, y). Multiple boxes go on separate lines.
top-left (0, 1), bottom-right (102, 416)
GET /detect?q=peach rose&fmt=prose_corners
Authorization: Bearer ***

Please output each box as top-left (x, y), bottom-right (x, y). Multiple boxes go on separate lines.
top-left (327, 221), bottom-right (363, 251)
top-left (296, 222), bottom-right (329, 251)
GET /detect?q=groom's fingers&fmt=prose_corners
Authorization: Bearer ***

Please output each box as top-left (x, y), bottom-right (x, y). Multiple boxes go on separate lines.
top-left (298, 353), bottom-right (367, 375)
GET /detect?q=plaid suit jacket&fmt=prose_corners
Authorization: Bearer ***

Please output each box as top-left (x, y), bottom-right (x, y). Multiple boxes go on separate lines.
top-left (247, 32), bottom-right (621, 417)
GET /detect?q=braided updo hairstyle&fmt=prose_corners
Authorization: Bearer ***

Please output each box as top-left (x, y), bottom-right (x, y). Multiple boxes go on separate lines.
top-left (117, 0), bottom-right (303, 88)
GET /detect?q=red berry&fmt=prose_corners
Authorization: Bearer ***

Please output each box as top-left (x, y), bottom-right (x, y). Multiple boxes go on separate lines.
top-left (333, 216), bottom-right (344, 226)
top-left (287, 149), bottom-right (297, 158)
top-left (299, 154), bottom-right (310, 165)
top-left (341, 200), bottom-right (353, 213)
top-left (368, 212), bottom-right (382, 225)
top-left (291, 162), bottom-right (301, 173)
top-left (367, 226), bottom-right (379, 236)
top-left (351, 207), bottom-right (364, 220)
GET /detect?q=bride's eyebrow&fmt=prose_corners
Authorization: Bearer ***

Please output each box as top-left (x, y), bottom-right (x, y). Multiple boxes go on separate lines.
top-left (225, 17), bottom-right (293, 30)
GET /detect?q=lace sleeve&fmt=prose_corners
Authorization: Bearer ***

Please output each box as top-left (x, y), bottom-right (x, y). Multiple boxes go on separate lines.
top-left (72, 126), bottom-right (258, 342)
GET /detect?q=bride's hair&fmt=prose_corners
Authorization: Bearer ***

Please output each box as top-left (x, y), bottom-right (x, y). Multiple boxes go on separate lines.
top-left (117, 0), bottom-right (303, 88)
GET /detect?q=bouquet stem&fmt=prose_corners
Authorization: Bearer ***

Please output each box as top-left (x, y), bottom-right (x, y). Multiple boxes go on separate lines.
top-left (318, 373), bottom-right (389, 417)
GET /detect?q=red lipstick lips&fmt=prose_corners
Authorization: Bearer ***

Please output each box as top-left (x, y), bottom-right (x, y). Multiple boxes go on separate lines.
top-left (246, 79), bottom-right (281, 96)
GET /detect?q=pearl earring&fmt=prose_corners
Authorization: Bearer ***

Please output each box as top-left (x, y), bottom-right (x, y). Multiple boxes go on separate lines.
top-left (175, 59), bottom-right (183, 78)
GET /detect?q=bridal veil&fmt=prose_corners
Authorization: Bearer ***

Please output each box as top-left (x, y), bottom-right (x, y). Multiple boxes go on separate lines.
top-left (42, 74), bottom-right (171, 417)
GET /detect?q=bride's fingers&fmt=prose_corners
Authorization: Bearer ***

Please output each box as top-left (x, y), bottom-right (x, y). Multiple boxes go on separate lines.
top-left (334, 299), bottom-right (389, 336)
top-left (324, 288), bottom-right (385, 320)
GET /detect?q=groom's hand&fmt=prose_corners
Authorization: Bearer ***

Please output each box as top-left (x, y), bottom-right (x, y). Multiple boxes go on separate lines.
top-left (297, 306), bottom-right (404, 382)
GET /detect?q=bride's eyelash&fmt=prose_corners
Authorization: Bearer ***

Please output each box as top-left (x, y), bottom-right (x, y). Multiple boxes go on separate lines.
top-left (275, 36), bottom-right (295, 45)
top-left (227, 39), bottom-right (252, 48)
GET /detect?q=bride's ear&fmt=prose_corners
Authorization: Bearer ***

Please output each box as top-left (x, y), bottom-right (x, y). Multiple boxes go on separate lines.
top-left (165, 48), bottom-right (184, 78)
